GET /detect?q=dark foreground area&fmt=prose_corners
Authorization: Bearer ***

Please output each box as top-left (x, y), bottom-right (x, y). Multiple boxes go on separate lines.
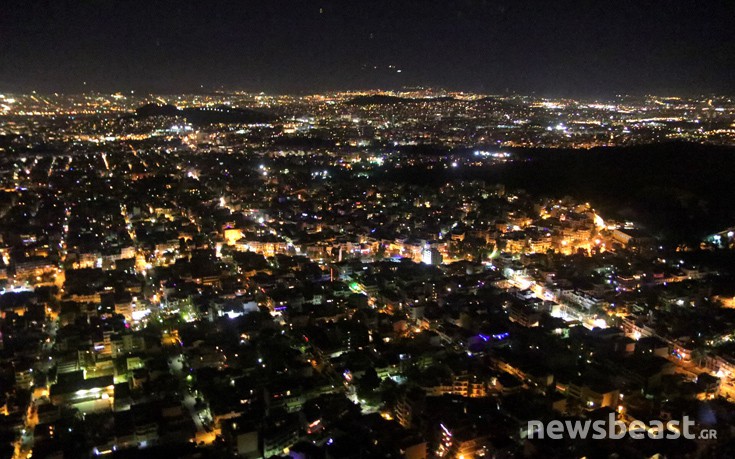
top-left (390, 142), bottom-right (735, 243)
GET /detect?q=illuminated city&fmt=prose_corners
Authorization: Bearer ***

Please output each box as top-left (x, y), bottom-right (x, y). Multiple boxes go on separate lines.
top-left (1, 1), bottom-right (734, 458)
top-left (0, 88), bottom-right (733, 458)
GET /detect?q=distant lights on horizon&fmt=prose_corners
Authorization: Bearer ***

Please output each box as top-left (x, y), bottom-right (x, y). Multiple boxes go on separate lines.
top-left (474, 150), bottom-right (510, 158)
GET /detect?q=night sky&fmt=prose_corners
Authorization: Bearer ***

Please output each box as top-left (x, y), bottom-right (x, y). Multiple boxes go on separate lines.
top-left (1, 0), bottom-right (733, 95)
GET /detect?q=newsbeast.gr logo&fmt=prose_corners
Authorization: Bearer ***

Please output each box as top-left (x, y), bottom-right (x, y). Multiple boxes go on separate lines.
top-left (526, 414), bottom-right (717, 440)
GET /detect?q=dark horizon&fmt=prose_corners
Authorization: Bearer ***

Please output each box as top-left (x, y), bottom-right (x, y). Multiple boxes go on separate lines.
top-left (1, 0), bottom-right (734, 97)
